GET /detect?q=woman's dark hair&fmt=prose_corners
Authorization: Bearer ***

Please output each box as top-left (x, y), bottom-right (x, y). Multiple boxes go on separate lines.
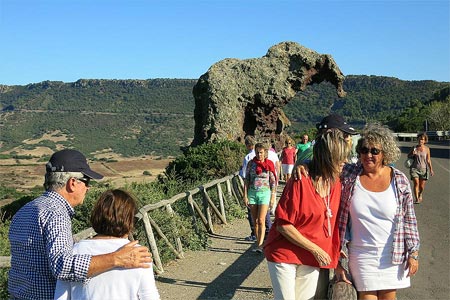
top-left (417, 132), bottom-right (428, 143)
top-left (90, 189), bottom-right (137, 237)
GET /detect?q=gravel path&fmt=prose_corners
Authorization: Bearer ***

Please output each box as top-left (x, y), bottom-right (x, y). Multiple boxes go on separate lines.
top-left (155, 218), bottom-right (273, 300)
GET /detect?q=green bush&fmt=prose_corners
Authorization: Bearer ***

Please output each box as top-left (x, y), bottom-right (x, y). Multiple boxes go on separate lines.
top-left (0, 218), bottom-right (10, 299)
top-left (162, 140), bottom-right (247, 185)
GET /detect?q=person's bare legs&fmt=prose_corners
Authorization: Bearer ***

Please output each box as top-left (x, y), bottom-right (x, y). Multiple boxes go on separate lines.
top-left (412, 177), bottom-right (420, 202)
top-left (251, 204), bottom-right (269, 247)
top-left (418, 179), bottom-right (426, 202)
top-left (359, 289), bottom-right (396, 300)
top-left (285, 173), bottom-right (291, 182)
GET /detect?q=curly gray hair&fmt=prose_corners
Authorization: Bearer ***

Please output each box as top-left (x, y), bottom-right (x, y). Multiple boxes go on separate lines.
top-left (356, 123), bottom-right (401, 165)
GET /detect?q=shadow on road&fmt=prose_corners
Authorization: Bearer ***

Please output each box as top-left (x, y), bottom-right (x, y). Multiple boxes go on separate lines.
top-left (156, 232), bottom-right (270, 300)
top-left (197, 244), bottom-right (270, 299)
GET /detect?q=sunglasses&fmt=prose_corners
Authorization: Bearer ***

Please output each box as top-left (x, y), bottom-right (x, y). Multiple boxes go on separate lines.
top-left (75, 177), bottom-right (91, 187)
top-left (359, 147), bottom-right (382, 155)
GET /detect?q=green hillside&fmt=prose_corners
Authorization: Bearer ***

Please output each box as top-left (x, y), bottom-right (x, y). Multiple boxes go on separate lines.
top-left (0, 79), bottom-right (197, 156)
top-left (0, 76), bottom-right (448, 157)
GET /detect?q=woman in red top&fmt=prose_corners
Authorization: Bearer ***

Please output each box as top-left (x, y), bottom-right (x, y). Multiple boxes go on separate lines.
top-left (264, 129), bottom-right (349, 300)
top-left (280, 138), bottom-right (297, 182)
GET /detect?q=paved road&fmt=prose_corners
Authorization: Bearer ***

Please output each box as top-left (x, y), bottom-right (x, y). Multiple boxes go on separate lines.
top-left (396, 141), bottom-right (449, 300)
top-left (155, 141), bottom-right (450, 300)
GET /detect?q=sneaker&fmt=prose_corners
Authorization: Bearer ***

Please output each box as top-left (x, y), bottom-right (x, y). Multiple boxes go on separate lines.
top-left (252, 246), bottom-right (263, 253)
top-left (245, 235), bottom-right (256, 241)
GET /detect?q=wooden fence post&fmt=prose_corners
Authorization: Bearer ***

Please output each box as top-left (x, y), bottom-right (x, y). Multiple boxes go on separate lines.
top-left (200, 186), bottom-right (214, 233)
top-left (216, 183), bottom-right (227, 224)
top-left (225, 179), bottom-right (233, 199)
top-left (165, 203), bottom-right (184, 257)
top-left (139, 209), bottom-right (164, 274)
top-left (186, 194), bottom-right (200, 234)
top-left (232, 176), bottom-right (244, 206)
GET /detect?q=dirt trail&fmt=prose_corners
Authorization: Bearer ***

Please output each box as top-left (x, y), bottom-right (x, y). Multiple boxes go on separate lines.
top-left (155, 218), bottom-right (273, 300)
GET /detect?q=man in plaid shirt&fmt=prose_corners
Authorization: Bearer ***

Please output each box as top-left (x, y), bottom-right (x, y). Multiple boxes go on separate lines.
top-left (8, 149), bottom-right (152, 299)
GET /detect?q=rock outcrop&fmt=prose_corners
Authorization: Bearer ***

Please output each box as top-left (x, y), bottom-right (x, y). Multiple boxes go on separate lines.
top-left (191, 41), bottom-right (346, 148)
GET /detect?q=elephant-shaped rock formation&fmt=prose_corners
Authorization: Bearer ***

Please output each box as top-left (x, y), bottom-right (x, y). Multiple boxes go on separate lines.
top-left (192, 41), bottom-right (346, 147)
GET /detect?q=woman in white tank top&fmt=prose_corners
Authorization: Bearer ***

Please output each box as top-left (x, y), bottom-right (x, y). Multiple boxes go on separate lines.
top-left (337, 123), bottom-right (420, 300)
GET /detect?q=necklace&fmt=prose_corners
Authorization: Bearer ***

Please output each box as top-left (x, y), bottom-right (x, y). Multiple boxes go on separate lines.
top-left (314, 178), bottom-right (333, 238)
top-left (323, 185), bottom-right (332, 238)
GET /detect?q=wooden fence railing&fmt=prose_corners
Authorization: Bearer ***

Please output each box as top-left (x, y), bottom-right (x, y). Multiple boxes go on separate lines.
top-left (0, 172), bottom-right (246, 274)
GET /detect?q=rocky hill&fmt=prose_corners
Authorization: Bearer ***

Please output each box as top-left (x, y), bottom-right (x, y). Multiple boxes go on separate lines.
top-left (0, 76), bottom-right (447, 158)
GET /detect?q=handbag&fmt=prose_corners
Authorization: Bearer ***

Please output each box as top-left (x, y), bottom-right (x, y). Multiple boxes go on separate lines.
top-left (404, 158), bottom-right (414, 168)
top-left (328, 276), bottom-right (357, 300)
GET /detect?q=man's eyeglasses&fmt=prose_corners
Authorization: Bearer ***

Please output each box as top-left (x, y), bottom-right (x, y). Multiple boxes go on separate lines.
top-left (75, 177), bottom-right (91, 187)
top-left (359, 147), bottom-right (382, 155)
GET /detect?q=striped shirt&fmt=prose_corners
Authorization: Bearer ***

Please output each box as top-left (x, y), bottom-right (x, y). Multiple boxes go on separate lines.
top-left (338, 163), bottom-right (420, 264)
top-left (8, 191), bottom-right (91, 299)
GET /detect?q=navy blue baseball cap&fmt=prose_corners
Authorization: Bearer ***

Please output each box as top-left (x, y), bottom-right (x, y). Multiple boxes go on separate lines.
top-left (46, 149), bottom-right (103, 179)
top-left (316, 114), bottom-right (357, 135)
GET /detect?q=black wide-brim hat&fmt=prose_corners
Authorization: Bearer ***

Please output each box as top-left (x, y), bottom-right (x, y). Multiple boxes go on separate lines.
top-left (46, 149), bottom-right (104, 179)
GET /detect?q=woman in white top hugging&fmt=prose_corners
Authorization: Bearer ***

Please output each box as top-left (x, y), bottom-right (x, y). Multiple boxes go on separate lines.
top-left (336, 123), bottom-right (420, 300)
top-left (54, 189), bottom-right (160, 300)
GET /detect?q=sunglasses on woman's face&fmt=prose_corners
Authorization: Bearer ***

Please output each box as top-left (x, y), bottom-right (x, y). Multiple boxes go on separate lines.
top-left (359, 147), bottom-right (382, 155)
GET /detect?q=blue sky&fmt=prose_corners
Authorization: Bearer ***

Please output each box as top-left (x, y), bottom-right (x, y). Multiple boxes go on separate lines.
top-left (0, 0), bottom-right (449, 85)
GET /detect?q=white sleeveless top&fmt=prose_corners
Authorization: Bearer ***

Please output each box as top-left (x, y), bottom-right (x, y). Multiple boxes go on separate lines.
top-left (349, 176), bottom-right (397, 248)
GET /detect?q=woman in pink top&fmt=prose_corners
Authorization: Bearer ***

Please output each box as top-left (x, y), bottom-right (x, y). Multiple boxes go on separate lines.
top-left (280, 138), bottom-right (297, 182)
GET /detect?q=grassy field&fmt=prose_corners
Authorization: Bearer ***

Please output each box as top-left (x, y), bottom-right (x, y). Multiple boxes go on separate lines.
top-left (0, 130), bottom-right (172, 194)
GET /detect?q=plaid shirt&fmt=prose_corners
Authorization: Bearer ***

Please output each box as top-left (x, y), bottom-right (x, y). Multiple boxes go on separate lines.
top-left (338, 163), bottom-right (420, 264)
top-left (8, 191), bottom-right (91, 300)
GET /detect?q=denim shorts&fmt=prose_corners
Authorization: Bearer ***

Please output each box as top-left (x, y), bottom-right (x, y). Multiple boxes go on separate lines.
top-left (248, 188), bottom-right (271, 205)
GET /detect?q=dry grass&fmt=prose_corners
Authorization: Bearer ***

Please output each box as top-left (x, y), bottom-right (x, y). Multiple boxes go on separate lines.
top-left (0, 131), bottom-right (172, 191)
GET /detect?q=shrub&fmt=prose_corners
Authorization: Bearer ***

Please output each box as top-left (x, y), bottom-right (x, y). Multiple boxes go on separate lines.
top-left (161, 140), bottom-right (247, 186)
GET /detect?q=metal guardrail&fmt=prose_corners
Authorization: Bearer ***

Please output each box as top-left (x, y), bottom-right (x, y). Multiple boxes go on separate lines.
top-left (0, 172), bottom-right (246, 274)
top-left (393, 131), bottom-right (449, 141)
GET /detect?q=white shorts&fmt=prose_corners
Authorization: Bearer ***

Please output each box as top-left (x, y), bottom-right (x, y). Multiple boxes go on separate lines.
top-left (282, 164), bottom-right (294, 175)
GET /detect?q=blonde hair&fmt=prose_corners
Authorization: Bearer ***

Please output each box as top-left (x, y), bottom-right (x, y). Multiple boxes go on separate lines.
top-left (309, 128), bottom-right (349, 183)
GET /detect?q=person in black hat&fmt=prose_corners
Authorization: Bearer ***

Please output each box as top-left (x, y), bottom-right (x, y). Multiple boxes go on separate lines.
top-left (8, 149), bottom-right (152, 300)
top-left (291, 113), bottom-right (358, 298)
top-left (294, 114), bottom-right (358, 167)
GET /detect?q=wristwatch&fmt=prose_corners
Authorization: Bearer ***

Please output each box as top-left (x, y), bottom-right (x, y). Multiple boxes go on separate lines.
top-left (410, 254), bottom-right (419, 260)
